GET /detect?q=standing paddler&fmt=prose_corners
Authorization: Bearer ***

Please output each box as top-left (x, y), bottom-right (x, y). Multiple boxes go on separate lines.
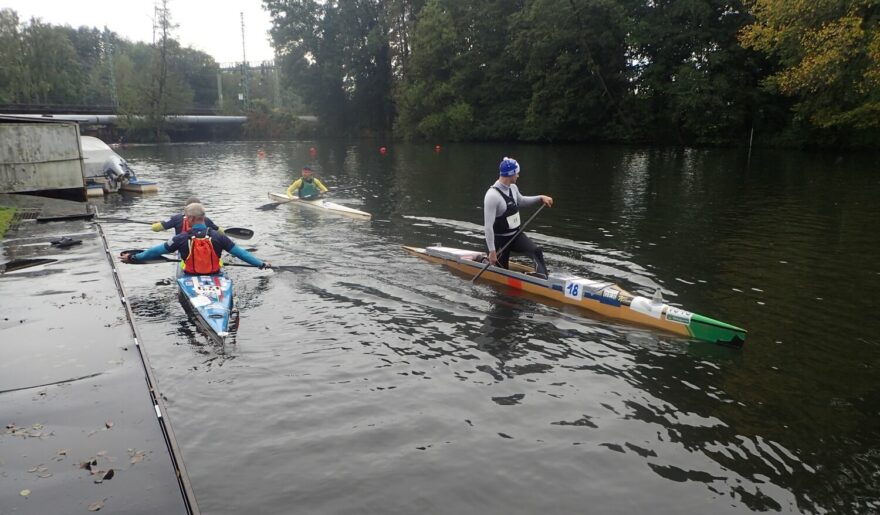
top-left (483, 157), bottom-right (553, 278)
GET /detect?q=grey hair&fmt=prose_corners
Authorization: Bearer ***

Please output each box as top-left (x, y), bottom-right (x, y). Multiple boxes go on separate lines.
top-left (184, 203), bottom-right (206, 219)
top-left (184, 196), bottom-right (201, 207)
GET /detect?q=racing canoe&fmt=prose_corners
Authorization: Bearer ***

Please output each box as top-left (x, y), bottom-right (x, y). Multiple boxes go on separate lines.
top-left (403, 245), bottom-right (747, 346)
top-left (175, 266), bottom-right (237, 344)
top-left (267, 192), bottom-right (371, 220)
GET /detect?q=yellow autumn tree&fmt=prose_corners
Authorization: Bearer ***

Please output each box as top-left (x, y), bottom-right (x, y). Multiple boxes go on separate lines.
top-left (740, 0), bottom-right (880, 129)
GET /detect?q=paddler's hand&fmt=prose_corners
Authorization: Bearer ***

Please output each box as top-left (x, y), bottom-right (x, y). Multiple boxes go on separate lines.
top-left (259, 261), bottom-right (272, 270)
top-left (540, 195), bottom-right (553, 207)
top-left (151, 222), bottom-right (163, 232)
top-left (120, 251), bottom-right (137, 264)
top-left (488, 250), bottom-right (498, 265)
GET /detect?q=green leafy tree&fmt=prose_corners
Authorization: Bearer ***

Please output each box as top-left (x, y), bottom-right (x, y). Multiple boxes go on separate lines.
top-left (395, 0), bottom-right (528, 141)
top-left (64, 26), bottom-right (112, 106)
top-left (266, 0), bottom-right (396, 135)
top-left (627, 0), bottom-right (769, 145)
top-left (740, 0), bottom-right (880, 130)
top-left (20, 20), bottom-right (84, 104)
top-left (0, 9), bottom-right (26, 104)
top-left (394, 0), bottom-right (468, 140)
top-left (174, 46), bottom-right (218, 109)
top-left (509, 0), bottom-right (630, 141)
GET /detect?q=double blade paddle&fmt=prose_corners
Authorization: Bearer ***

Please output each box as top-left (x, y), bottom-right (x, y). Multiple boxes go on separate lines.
top-left (97, 217), bottom-right (152, 225)
top-left (471, 203), bottom-right (546, 284)
top-left (99, 218), bottom-right (253, 240)
top-left (118, 249), bottom-right (313, 273)
top-left (224, 263), bottom-right (316, 273)
top-left (36, 213), bottom-right (95, 222)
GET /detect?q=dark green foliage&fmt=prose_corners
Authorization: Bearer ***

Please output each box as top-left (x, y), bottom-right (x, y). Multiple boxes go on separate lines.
top-left (510, 0), bottom-right (631, 142)
top-left (265, 0), bottom-right (396, 135)
top-left (625, 0), bottom-right (770, 145)
top-left (2, 0), bottom-right (878, 147)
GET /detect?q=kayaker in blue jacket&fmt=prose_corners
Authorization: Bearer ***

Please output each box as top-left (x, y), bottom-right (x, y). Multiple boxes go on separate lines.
top-left (483, 157), bottom-right (553, 278)
top-left (121, 203), bottom-right (270, 274)
top-left (151, 196), bottom-right (222, 235)
top-left (286, 166), bottom-right (329, 200)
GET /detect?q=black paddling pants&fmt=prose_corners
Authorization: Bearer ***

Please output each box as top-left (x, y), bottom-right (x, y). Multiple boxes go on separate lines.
top-left (494, 232), bottom-right (548, 276)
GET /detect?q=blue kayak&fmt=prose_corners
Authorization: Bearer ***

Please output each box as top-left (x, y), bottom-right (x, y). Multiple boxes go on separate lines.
top-left (175, 267), bottom-right (235, 344)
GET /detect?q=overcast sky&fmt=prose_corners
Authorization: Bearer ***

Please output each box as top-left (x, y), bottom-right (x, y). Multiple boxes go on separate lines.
top-left (3, 0), bottom-right (276, 64)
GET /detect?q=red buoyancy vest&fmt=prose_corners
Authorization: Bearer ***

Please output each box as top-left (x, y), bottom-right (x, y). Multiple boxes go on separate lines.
top-left (184, 235), bottom-right (221, 274)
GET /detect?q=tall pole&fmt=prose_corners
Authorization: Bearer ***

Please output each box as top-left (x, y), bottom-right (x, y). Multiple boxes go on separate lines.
top-left (104, 27), bottom-right (118, 110)
top-left (216, 72), bottom-right (224, 108)
top-left (272, 61), bottom-right (281, 108)
top-left (747, 125), bottom-right (754, 167)
top-left (240, 12), bottom-right (250, 109)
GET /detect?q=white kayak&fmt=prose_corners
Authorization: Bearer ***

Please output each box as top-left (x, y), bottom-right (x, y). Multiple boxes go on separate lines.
top-left (267, 192), bottom-right (371, 220)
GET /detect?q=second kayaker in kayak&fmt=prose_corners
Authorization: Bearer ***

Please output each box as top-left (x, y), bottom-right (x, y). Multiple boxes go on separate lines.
top-left (483, 157), bottom-right (553, 278)
top-left (151, 196), bottom-right (222, 235)
top-left (121, 203), bottom-right (271, 273)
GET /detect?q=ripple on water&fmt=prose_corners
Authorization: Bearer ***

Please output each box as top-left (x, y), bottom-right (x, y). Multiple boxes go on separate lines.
top-left (95, 142), bottom-right (880, 514)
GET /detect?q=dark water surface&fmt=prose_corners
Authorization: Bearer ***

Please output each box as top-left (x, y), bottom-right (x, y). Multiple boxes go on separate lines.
top-left (99, 142), bottom-right (880, 514)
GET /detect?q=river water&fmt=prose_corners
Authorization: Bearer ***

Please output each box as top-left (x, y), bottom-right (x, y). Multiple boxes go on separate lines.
top-left (98, 141), bottom-right (880, 514)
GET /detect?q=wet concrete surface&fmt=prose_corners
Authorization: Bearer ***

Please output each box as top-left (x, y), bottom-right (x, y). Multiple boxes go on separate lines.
top-left (1, 195), bottom-right (195, 514)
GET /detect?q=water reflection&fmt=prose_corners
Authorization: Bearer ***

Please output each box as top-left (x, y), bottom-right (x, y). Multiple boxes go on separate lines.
top-left (92, 141), bottom-right (880, 513)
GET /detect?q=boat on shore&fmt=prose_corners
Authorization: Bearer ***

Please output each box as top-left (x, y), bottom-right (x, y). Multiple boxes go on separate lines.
top-left (175, 266), bottom-right (237, 344)
top-left (267, 192), bottom-right (371, 220)
top-left (81, 136), bottom-right (158, 196)
top-left (403, 245), bottom-right (747, 346)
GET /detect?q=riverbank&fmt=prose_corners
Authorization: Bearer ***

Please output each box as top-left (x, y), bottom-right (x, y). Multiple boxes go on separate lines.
top-left (0, 195), bottom-right (197, 514)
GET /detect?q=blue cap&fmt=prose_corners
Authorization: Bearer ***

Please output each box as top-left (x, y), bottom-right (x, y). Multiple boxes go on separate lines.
top-left (499, 157), bottom-right (520, 177)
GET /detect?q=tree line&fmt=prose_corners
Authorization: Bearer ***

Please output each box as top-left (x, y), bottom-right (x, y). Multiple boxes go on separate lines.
top-left (0, 5), bottom-right (304, 141)
top-left (266, 0), bottom-right (880, 148)
top-left (2, 2), bottom-right (877, 147)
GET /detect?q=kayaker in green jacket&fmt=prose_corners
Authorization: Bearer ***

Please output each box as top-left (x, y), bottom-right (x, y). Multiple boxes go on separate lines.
top-left (286, 166), bottom-right (329, 200)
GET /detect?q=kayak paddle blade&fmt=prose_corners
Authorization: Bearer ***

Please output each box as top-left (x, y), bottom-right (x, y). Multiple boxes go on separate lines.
top-left (224, 227), bottom-right (254, 240)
